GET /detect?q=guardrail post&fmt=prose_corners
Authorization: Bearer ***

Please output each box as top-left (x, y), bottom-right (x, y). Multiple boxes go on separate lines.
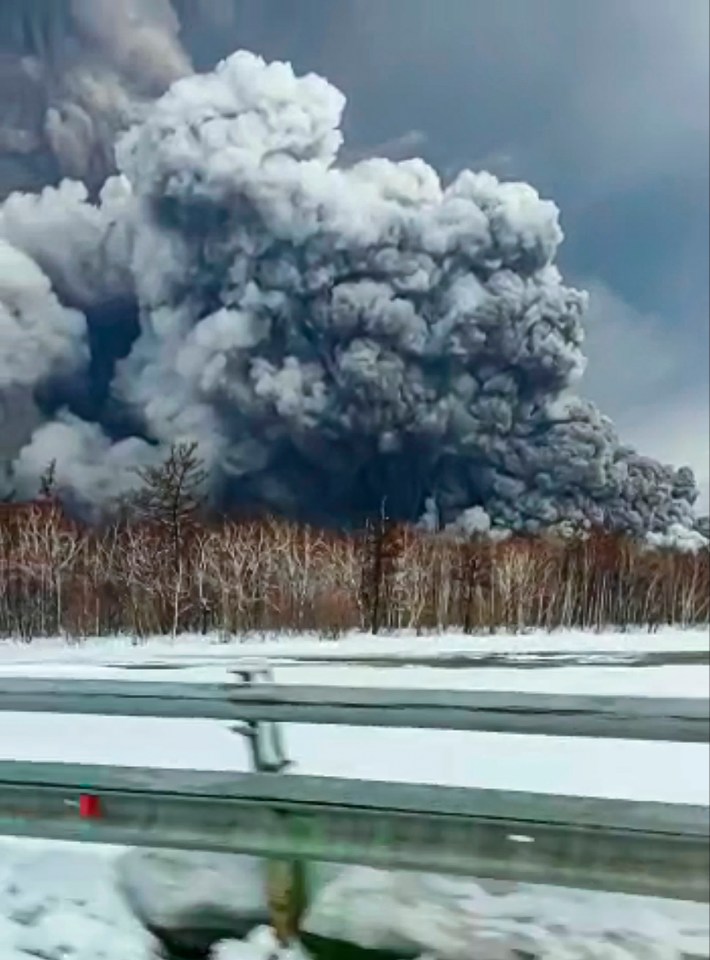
top-left (230, 659), bottom-right (289, 773)
top-left (230, 660), bottom-right (307, 944)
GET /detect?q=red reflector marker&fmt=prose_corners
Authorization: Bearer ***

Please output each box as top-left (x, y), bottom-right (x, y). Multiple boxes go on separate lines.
top-left (79, 794), bottom-right (102, 819)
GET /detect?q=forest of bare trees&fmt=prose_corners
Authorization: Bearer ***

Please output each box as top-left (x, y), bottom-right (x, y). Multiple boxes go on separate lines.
top-left (0, 446), bottom-right (708, 641)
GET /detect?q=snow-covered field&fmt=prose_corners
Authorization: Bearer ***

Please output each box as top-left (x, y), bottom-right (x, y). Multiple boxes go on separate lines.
top-left (1, 625), bottom-right (708, 666)
top-left (1, 628), bottom-right (708, 958)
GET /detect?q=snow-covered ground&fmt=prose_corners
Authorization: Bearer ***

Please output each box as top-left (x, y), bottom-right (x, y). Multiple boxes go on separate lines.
top-left (0, 840), bottom-right (157, 960)
top-left (0, 626), bottom-right (707, 699)
top-left (2, 840), bottom-right (708, 960)
top-left (1, 628), bottom-right (708, 958)
top-left (1, 625), bottom-right (708, 667)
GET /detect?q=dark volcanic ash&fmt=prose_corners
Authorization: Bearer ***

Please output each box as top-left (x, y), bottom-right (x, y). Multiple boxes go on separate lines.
top-left (0, 48), bottom-right (702, 539)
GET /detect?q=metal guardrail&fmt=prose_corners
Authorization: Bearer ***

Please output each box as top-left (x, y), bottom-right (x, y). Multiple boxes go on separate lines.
top-left (0, 761), bottom-right (708, 902)
top-left (1, 677), bottom-right (708, 741)
top-left (1, 664), bottom-right (709, 906)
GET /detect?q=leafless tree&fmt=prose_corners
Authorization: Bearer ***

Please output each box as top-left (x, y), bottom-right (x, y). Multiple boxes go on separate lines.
top-left (0, 497), bottom-right (707, 639)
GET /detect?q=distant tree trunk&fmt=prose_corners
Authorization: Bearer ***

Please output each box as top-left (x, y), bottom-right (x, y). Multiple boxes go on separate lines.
top-left (360, 502), bottom-right (405, 635)
top-left (361, 510), bottom-right (387, 635)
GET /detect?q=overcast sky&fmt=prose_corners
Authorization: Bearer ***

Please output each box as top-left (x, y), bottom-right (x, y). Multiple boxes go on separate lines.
top-left (187, 0), bottom-right (710, 508)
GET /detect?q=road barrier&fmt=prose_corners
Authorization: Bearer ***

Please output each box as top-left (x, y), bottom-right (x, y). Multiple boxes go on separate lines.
top-left (1, 676), bottom-right (708, 741)
top-left (1, 663), bottom-right (708, 909)
top-left (0, 760), bottom-right (707, 902)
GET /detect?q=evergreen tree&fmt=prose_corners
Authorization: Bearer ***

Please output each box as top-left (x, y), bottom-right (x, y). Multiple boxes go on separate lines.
top-left (133, 442), bottom-right (207, 574)
top-left (38, 460), bottom-right (57, 500)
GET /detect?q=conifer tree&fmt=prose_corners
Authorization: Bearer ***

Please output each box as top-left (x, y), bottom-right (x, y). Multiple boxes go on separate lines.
top-left (134, 442), bottom-right (207, 575)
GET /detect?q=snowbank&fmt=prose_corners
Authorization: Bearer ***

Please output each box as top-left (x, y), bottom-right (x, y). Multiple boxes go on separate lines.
top-left (117, 849), bottom-right (269, 953)
top-left (0, 842), bottom-right (156, 960)
top-left (1, 840), bottom-right (708, 960)
top-left (303, 867), bottom-right (710, 960)
top-left (212, 927), bottom-right (307, 959)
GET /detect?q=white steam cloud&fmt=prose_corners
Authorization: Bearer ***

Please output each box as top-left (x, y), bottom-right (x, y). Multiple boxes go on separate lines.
top-left (0, 48), bottom-right (702, 536)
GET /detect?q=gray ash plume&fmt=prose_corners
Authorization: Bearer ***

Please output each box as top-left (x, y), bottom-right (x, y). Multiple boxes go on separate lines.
top-left (0, 0), bottom-right (190, 197)
top-left (0, 26), bottom-right (702, 538)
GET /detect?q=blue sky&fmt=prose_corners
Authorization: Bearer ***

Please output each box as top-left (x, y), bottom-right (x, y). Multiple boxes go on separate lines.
top-left (195, 0), bottom-right (710, 508)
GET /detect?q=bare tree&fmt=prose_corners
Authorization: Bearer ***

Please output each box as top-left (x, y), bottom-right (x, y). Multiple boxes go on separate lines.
top-left (133, 443), bottom-right (207, 571)
top-left (0, 488), bottom-right (708, 640)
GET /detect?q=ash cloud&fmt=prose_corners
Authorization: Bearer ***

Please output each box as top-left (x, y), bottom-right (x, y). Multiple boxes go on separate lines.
top-left (0, 37), bottom-right (702, 536)
top-left (0, 0), bottom-right (190, 197)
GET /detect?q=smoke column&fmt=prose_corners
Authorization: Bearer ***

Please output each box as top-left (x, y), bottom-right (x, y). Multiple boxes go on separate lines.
top-left (0, 0), bottom-right (190, 196)
top-left (0, 30), bottom-right (703, 537)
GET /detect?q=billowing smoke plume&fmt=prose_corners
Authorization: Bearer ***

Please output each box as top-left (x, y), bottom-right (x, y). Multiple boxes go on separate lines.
top-left (0, 0), bottom-right (190, 197)
top-left (0, 46), bottom-right (702, 536)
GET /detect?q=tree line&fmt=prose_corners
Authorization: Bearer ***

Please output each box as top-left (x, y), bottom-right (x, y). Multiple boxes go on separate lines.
top-left (0, 444), bottom-right (707, 640)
